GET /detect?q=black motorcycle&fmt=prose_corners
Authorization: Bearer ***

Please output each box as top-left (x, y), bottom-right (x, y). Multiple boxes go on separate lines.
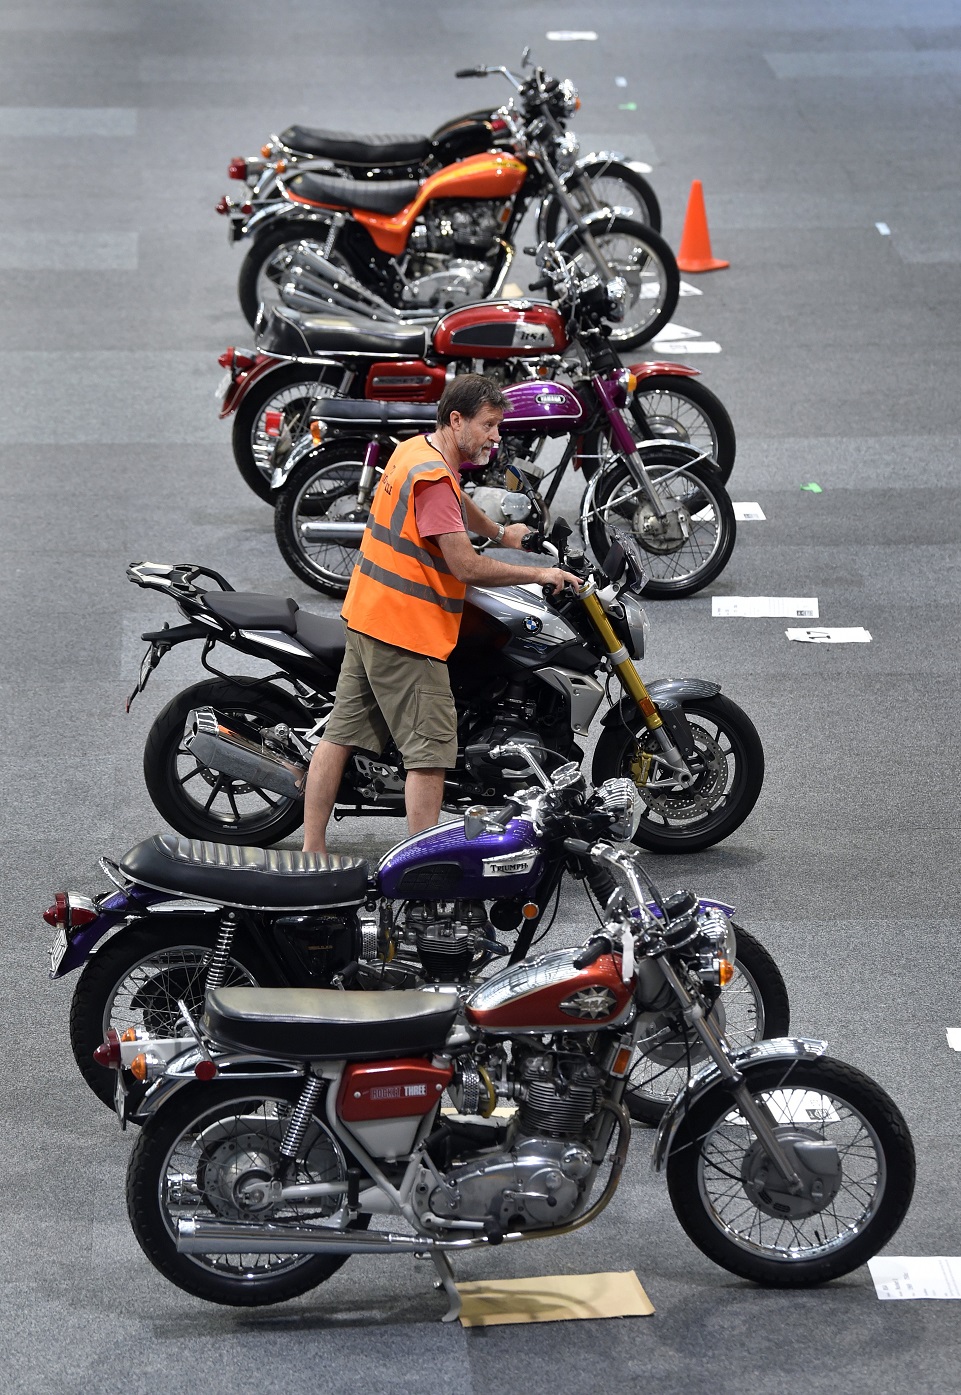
top-left (125, 529), bottom-right (762, 853)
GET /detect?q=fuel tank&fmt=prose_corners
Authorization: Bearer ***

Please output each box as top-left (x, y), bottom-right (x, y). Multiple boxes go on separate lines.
top-left (465, 947), bottom-right (633, 1033)
top-left (501, 379), bottom-right (587, 435)
top-left (433, 301), bottom-right (569, 360)
top-left (377, 817), bottom-right (545, 901)
top-left (354, 153), bottom-right (527, 256)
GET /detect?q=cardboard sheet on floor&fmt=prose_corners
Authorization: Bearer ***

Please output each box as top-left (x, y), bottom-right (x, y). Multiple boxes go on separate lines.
top-left (786, 627), bottom-right (871, 643)
top-left (712, 597), bottom-right (818, 618)
top-left (732, 502), bottom-right (766, 520)
top-left (947, 1027), bottom-right (961, 1051)
top-left (869, 1257), bottom-right (961, 1299)
top-left (457, 1270), bottom-right (654, 1327)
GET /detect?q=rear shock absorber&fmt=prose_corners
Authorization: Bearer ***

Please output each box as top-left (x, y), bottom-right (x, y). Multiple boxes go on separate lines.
top-left (279, 1076), bottom-right (325, 1162)
top-left (204, 911), bottom-right (238, 993)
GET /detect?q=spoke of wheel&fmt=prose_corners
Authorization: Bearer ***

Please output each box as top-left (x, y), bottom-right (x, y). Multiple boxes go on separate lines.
top-left (202, 775), bottom-right (226, 814)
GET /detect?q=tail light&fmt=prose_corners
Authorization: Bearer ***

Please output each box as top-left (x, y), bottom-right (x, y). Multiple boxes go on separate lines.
top-left (93, 1029), bottom-right (121, 1069)
top-left (215, 195), bottom-right (230, 216)
top-left (43, 893), bottom-right (98, 930)
top-left (217, 347), bottom-right (258, 375)
top-left (240, 202), bottom-right (253, 216)
top-left (227, 157), bottom-right (247, 181)
top-left (489, 117), bottom-right (509, 134)
top-left (263, 410), bottom-right (284, 436)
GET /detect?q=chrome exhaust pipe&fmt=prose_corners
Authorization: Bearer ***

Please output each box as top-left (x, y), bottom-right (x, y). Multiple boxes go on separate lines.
top-left (298, 520), bottom-right (366, 545)
top-left (287, 243), bottom-right (403, 316)
top-left (184, 707), bottom-right (307, 800)
top-left (177, 1218), bottom-right (436, 1257)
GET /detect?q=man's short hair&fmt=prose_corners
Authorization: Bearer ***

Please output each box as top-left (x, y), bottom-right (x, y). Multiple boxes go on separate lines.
top-left (436, 373), bottom-right (507, 426)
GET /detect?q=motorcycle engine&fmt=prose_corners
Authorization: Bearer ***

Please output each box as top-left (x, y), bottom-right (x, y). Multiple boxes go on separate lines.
top-left (403, 899), bottom-right (493, 982)
top-left (401, 199), bottom-right (503, 308)
top-left (413, 1044), bottom-right (602, 1233)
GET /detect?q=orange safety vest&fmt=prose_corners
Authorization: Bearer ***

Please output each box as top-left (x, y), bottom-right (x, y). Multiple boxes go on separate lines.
top-left (341, 435), bottom-right (468, 660)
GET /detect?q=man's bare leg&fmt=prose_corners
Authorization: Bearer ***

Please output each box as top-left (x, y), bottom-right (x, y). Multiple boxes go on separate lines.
top-left (302, 740), bottom-right (354, 853)
top-left (405, 768), bottom-right (445, 834)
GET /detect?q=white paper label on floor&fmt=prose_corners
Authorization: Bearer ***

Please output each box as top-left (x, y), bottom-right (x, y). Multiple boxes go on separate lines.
top-left (546, 30), bottom-right (597, 40)
top-left (869, 1257), bottom-right (961, 1300)
top-left (713, 597), bottom-right (818, 619)
top-left (679, 280), bottom-right (703, 297)
top-left (947, 1027), bottom-right (961, 1051)
top-left (651, 322), bottom-right (721, 353)
top-left (724, 1089), bottom-right (840, 1128)
top-left (786, 627), bottom-right (872, 643)
top-left (733, 502), bottom-right (766, 521)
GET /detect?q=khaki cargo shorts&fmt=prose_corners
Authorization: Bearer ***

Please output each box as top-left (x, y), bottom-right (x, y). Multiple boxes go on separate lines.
top-left (323, 627), bottom-right (458, 769)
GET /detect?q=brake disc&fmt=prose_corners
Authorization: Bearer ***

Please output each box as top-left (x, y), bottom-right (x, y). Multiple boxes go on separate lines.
top-left (630, 726), bottom-right (727, 818)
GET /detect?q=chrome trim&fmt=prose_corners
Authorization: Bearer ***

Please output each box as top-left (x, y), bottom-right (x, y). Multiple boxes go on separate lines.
top-left (145, 899), bottom-right (222, 914)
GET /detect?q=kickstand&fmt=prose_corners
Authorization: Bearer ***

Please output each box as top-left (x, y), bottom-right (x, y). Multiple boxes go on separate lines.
top-left (430, 1250), bottom-right (462, 1324)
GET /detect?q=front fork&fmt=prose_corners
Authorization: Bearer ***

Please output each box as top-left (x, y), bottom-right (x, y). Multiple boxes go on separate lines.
top-left (579, 583), bottom-right (694, 787)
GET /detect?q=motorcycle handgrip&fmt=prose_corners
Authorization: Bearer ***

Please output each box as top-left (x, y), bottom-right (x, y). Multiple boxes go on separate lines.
top-left (520, 530), bottom-right (544, 552)
top-left (573, 937), bottom-right (610, 970)
top-left (456, 66), bottom-right (488, 78)
top-left (529, 277), bottom-right (551, 291)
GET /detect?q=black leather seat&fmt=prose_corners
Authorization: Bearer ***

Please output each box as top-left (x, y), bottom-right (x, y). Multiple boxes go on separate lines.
top-left (121, 834), bottom-right (368, 909)
top-left (259, 307), bottom-right (429, 359)
top-left (280, 125), bottom-right (431, 166)
top-left (313, 399), bottom-right (438, 430)
top-left (203, 985), bottom-right (459, 1060)
top-left (286, 171), bottom-right (420, 215)
top-left (292, 610), bottom-right (347, 667)
top-left (203, 591), bottom-right (300, 634)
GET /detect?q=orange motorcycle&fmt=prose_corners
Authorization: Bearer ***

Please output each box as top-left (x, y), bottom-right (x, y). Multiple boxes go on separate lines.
top-left (230, 59), bottom-right (679, 349)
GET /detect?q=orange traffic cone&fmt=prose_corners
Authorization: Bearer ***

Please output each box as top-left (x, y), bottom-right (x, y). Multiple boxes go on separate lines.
top-left (676, 180), bottom-right (729, 272)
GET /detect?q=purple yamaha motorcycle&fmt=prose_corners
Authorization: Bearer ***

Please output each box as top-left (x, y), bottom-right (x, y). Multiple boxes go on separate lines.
top-left (272, 253), bottom-right (735, 599)
top-left (48, 744), bottom-right (787, 1122)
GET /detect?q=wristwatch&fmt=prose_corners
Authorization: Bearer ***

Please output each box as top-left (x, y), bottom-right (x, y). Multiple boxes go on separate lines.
top-left (493, 523), bottom-right (506, 545)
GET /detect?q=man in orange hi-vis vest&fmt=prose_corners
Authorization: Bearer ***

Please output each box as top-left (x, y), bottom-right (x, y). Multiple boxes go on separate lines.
top-left (302, 374), bottom-right (581, 853)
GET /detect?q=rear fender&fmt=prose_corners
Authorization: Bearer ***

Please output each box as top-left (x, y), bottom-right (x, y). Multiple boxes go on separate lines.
top-left (53, 896), bottom-right (222, 978)
top-left (128, 1048), bottom-right (307, 1125)
top-left (599, 680), bottom-right (722, 730)
top-left (651, 1038), bottom-right (829, 1171)
top-left (219, 354), bottom-right (282, 419)
top-left (244, 202), bottom-right (326, 241)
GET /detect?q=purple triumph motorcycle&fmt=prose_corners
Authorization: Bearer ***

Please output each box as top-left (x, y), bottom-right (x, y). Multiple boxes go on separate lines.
top-left (48, 744), bottom-right (787, 1123)
top-left (271, 253), bottom-right (736, 600)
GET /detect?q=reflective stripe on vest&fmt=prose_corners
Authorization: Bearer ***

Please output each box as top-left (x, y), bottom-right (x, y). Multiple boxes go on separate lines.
top-left (341, 437), bottom-right (468, 659)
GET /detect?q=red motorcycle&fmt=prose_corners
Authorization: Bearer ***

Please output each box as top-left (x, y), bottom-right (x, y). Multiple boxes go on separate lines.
top-left (219, 299), bottom-right (734, 502)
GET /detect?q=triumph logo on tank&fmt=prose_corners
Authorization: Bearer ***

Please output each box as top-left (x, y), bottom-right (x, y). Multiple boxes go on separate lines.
top-left (559, 986), bottom-right (618, 1019)
top-left (482, 852), bottom-right (537, 877)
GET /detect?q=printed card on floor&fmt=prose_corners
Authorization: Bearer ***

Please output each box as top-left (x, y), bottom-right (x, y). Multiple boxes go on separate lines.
top-left (732, 503), bottom-right (766, 521)
top-left (869, 1257), bottom-right (961, 1300)
top-left (947, 1027), bottom-right (961, 1051)
top-left (712, 597), bottom-right (819, 619)
top-left (785, 628), bottom-right (872, 643)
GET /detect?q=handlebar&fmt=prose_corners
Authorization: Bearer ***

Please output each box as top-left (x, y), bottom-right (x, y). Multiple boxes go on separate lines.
top-left (455, 66), bottom-right (488, 78)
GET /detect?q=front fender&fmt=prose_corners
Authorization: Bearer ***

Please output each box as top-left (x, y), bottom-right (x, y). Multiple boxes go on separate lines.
top-left (128, 1048), bottom-right (306, 1125)
top-left (651, 1037), bottom-right (829, 1172)
top-left (599, 680), bottom-right (722, 729)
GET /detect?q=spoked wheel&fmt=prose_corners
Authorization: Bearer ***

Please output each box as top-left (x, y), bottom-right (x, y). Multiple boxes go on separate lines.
top-left (624, 925), bottom-right (788, 1125)
top-left (591, 694), bottom-right (764, 853)
top-left (557, 215), bottom-right (679, 349)
top-left (543, 160), bottom-right (662, 237)
top-left (666, 1057), bottom-right (916, 1285)
top-left (69, 923), bottom-right (268, 1108)
top-left (232, 363), bottom-right (347, 502)
top-left (128, 1080), bottom-right (370, 1305)
top-left (586, 442), bottom-right (736, 597)
top-left (274, 442), bottom-right (372, 596)
top-left (143, 679), bottom-right (307, 844)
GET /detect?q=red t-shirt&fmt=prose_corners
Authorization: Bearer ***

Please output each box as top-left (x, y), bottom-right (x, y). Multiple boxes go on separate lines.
top-left (413, 476), bottom-right (466, 539)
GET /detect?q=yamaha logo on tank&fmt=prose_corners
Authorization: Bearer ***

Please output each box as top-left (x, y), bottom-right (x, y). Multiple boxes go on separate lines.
top-left (535, 390), bottom-right (567, 406)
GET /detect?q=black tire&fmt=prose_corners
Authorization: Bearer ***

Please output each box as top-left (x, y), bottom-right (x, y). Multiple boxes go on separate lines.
top-left (127, 1079), bottom-right (370, 1305)
top-left (586, 442), bottom-right (736, 597)
top-left (581, 374), bottom-right (735, 486)
top-left (69, 922), bottom-right (270, 1109)
top-left (238, 223), bottom-right (330, 328)
top-left (665, 1057), bottom-right (916, 1286)
top-left (542, 159), bottom-right (662, 238)
top-left (591, 693), bottom-right (764, 853)
top-left (556, 214), bottom-right (679, 349)
top-left (143, 678), bottom-right (307, 844)
top-left (232, 363), bottom-right (350, 502)
top-left (274, 442), bottom-right (373, 596)
top-left (625, 924), bottom-right (788, 1125)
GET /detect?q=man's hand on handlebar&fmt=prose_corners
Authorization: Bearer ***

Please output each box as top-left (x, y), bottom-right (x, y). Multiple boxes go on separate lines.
top-left (500, 522), bottom-right (534, 549)
top-left (538, 567), bottom-right (582, 594)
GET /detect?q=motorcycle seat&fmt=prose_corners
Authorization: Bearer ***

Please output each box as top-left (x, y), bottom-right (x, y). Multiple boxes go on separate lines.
top-left (203, 591), bottom-right (300, 634)
top-left (280, 125), bottom-right (431, 166)
top-left (292, 609), bottom-right (347, 667)
top-left (120, 834), bottom-right (369, 910)
top-left (286, 171), bottom-right (420, 216)
top-left (203, 985), bottom-right (459, 1060)
top-left (312, 398), bottom-right (437, 430)
top-left (260, 307), bottom-right (429, 359)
